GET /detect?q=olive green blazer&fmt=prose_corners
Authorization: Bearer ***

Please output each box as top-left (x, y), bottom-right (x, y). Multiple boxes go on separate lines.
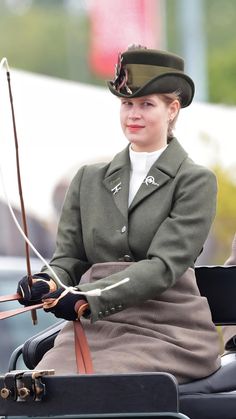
top-left (44, 138), bottom-right (217, 323)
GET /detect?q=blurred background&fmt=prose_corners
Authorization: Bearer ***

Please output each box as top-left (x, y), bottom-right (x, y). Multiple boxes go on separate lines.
top-left (0, 0), bottom-right (235, 370)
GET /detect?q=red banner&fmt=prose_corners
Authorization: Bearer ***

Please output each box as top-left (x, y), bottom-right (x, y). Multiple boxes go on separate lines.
top-left (89, 0), bottom-right (163, 78)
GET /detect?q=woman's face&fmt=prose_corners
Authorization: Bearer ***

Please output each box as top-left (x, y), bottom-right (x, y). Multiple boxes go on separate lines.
top-left (120, 94), bottom-right (179, 152)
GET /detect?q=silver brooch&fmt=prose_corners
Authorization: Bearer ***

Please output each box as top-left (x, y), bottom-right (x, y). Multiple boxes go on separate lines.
top-left (111, 182), bottom-right (122, 195)
top-left (143, 176), bottom-right (159, 187)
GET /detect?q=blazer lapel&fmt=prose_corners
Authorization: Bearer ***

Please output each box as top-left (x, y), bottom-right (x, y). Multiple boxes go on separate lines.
top-left (103, 147), bottom-right (130, 219)
top-left (129, 167), bottom-right (170, 211)
top-left (129, 138), bottom-right (188, 212)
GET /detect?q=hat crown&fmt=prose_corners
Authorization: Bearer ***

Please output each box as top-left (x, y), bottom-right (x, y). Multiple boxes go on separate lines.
top-left (107, 47), bottom-right (195, 108)
top-left (121, 49), bottom-right (184, 72)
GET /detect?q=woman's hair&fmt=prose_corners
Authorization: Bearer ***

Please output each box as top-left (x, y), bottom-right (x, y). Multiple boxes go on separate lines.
top-left (159, 90), bottom-right (181, 141)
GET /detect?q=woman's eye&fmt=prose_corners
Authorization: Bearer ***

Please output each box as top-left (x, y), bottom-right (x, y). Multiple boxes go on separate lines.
top-left (143, 101), bottom-right (153, 107)
top-left (122, 101), bottom-right (132, 106)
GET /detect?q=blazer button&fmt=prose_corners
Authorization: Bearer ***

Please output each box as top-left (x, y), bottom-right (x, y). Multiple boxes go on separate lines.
top-left (123, 255), bottom-right (133, 262)
top-left (121, 226), bottom-right (127, 233)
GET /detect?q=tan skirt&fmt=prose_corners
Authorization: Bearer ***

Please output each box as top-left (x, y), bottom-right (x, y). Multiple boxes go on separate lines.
top-left (36, 268), bottom-right (221, 383)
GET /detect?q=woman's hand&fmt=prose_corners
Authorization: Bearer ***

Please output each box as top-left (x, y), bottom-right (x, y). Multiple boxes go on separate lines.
top-left (42, 288), bottom-right (90, 321)
top-left (17, 273), bottom-right (57, 306)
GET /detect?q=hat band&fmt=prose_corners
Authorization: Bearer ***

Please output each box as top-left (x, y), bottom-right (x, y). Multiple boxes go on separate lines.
top-left (126, 63), bottom-right (183, 87)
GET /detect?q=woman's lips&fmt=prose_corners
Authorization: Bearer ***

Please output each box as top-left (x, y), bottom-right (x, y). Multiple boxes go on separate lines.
top-left (127, 125), bottom-right (144, 131)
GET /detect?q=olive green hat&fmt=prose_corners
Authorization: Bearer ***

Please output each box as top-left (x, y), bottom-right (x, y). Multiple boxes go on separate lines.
top-left (107, 47), bottom-right (195, 107)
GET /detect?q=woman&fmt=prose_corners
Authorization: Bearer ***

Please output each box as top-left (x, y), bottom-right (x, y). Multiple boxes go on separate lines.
top-left (17, 46), bottom-right (221, 383)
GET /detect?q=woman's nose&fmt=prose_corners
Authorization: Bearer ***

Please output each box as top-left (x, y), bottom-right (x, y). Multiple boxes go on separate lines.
top-left (128, 106), bottom-right (141, 119)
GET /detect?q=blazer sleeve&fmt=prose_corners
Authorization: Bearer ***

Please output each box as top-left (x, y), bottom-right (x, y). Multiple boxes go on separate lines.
top-left (41, 166), bottom-right (91, 287)
top-left (78, 165), bottom-right (217, 322)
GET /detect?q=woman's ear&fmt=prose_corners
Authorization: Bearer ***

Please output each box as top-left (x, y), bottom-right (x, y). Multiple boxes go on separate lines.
top-left (168, 99), bottom-right (180, 120)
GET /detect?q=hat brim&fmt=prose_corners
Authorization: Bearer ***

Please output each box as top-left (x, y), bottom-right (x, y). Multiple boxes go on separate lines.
top-left (107, 72), bottom-right (195, 108)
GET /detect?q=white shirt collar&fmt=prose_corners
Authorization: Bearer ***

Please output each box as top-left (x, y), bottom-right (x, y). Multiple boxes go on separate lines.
top-left (129, 144), bottom-right (168, 173)
top-left (128, 144), bottom-right (168, 206)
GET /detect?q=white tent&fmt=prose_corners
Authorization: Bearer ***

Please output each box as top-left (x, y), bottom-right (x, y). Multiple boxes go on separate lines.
top-left (0, 68), bottom-right (235, 222)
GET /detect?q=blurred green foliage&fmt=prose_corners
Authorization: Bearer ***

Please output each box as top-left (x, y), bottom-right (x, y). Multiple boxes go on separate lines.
top-left (166, 0), bottom-right (236, 105)
top-left (0, 0), bottom-right (94, 83)
top-left (204, 0), bottom-right (236, 105)
top-left (0, 0), bottom-right (235, 104)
